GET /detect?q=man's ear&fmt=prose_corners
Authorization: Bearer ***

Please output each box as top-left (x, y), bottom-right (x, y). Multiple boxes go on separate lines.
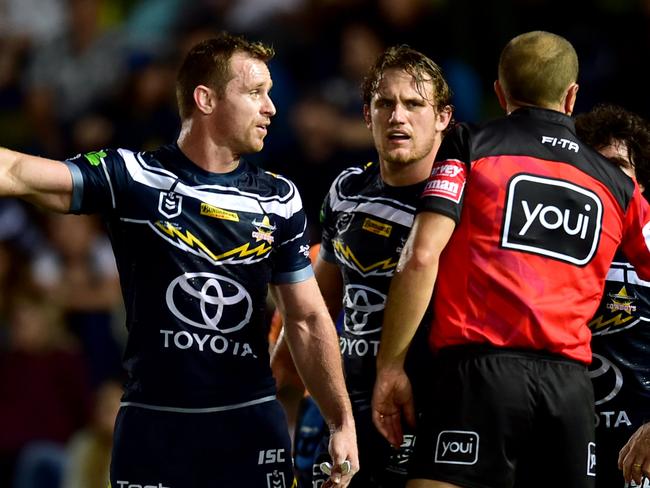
top-left (193, 85), bottom-right (216, 115)
top-left (494, 80), bottom-right (508, 112)
top-left (435, 106), bottom-right (453, 132)
top-left (363, 104), bottom-right (372, 130)
top-left (564, 83), bottom-right (579, 115)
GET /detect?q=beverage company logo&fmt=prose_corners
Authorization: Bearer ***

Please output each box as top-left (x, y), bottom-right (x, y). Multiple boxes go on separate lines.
top-left (166, 272), bottom-right (252, 333)
top-left (422, 159), bottom-right (465, 203)
top-left (501, 174), bottom-right (602, 265)
top-left (200, 203), bottom-right (239, 222)
top-left (434, 430), bottom-right (479, 465)
top-left (343, 284), bottom-right (386, 335)
top-left (362, 218), bottom-right (392, 237)
top-left (158, 191), bottom-right (183, 219)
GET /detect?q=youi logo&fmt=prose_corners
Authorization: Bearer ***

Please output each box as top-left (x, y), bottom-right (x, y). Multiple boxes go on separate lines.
top-left (501, 174), bottom-right (603, 266)
top-left (434, 430), bottom-right (479, 465)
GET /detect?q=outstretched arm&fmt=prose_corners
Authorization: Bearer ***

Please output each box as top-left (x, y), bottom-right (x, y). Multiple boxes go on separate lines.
top-left (0, 147), bottom-right (72, 212)
top-left (372, 211), bottom-right (455, 446)
top-left (270, 277), bottom-right (358, 486)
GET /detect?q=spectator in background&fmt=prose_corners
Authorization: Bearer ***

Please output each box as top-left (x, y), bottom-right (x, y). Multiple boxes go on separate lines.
top-left (62, 379), bottom-right (123, 488)
top-left (0, 290), bottom-right (91, 487)
top-left (576, 103), bottom-right (650, 488)
top-left (23, 0), bottom-right (127, 158)
top-left (268, 20), bottom-right (382, 242)
top-left (31, 213), bottom-right (123, 388)
top-left (109, 53), bottom-right (180, 152)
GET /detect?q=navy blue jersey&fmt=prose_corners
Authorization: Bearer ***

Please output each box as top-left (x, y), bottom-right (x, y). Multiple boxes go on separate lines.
top-left (589, 251), bottom-right (650, 426)
top-left (588, 251), bottom-right (650, 486)
top-left (320, 162), bottom-right (424, 398)
top-left (65, 144), bottom-right (312, 410)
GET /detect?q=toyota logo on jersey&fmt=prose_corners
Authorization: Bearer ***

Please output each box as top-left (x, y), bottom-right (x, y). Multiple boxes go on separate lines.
top-left (165, 272), bottom-right (252, 333)
top-left (343, 284), bottom-right (386, 335)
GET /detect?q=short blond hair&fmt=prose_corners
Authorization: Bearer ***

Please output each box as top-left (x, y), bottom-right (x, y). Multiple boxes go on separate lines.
top-left (498, 31), bottom-right (578, 107)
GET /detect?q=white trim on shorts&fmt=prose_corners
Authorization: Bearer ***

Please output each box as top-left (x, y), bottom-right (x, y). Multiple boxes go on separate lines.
top-left (120, 394), bottom-right (276, 413)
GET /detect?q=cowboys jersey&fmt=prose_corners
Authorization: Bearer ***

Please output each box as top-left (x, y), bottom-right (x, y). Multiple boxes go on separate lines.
top-left (320, 161), bottom-right (424, 398)
top-left (65, 144), bottom-right (312, 410)
top-left (589, 252), bottom-right (650, 485)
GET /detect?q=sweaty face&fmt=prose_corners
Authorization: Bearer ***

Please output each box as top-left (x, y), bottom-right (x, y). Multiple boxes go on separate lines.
top-left (366, 68), bottom-right (447, 169)
top-left (217, 52), bottom-right (276, 155)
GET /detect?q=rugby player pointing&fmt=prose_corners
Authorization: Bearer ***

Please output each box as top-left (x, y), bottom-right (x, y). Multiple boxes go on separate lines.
top-left (0, 33), bottom-right (357, 488)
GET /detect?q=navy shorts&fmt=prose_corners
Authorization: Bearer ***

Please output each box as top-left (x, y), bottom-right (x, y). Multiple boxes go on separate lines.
top-left (110, 399), bottom-right (295, 488)
top-left (409, 346), bottom-right (596, 488)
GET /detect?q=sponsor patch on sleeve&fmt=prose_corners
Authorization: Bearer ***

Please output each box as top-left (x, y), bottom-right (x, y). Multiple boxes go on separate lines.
top-left (422, 159), bottom-right (466, 203)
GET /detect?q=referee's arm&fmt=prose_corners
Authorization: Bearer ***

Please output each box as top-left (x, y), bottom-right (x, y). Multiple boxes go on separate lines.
top-left (372, 211), bottom-right (455, 446)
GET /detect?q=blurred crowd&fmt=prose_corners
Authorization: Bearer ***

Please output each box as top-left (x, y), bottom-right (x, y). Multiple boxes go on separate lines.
top-left (1, 0), bottom-right (650, 486)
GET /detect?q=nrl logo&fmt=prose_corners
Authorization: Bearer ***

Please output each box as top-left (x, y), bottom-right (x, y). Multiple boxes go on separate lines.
top-left (252, 216), bottom-right (276, 244)
top-left (158, 191), bottom-right (183, 219)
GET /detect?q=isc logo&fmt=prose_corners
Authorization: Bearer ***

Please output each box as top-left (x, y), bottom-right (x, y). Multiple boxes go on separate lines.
top-left (501, 174), bottom-right (602, 266)
top-left (258, 448), bottom-right (286, 464)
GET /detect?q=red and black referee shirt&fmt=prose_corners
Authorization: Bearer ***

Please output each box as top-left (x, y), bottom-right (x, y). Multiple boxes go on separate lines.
top-left (421, 107), bottom-right (650, 364)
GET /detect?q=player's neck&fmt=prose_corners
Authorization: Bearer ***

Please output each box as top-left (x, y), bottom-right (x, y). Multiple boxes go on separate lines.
top-left (177, 123), bottom-right (241, 173)
top-left (380, 157), bottom-right (433, 187)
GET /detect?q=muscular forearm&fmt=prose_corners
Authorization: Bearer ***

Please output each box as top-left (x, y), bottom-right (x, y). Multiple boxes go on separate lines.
top-left (376, 252), bottom-right (437, 369)
top-left (285, 310), bottom-right (353, 429)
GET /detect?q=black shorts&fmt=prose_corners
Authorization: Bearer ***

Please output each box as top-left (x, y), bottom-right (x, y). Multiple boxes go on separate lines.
top-left (409, 346), bottom-right (596, 488)
top-left (312, 397), bottom-right (414, 488)
top-left (110, 399), bottom-right (295, 488)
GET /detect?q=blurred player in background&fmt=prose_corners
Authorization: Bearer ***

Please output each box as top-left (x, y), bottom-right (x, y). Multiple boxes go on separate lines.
top-left (577, 103), bottom-right (650, 488)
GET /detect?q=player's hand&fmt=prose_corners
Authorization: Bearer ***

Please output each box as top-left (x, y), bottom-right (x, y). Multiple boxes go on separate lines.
top-left (323, 422), bottom-right (359, 487)
top-left (619, 422), bottom-right (650, 485)
top-left (371, 364), bottom-right (415, 447)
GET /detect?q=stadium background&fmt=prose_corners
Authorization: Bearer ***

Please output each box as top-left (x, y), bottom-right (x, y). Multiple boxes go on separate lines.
top-left (0, 0), bottom-right (648, 486)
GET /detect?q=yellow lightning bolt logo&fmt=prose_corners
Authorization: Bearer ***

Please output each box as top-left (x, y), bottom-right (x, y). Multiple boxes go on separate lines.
top-left (333, 240), bottom-right (397, 275)
top-left (589, 313), bottom-right (634, 331)
top-left (155, 221), bottom-right (271, 262)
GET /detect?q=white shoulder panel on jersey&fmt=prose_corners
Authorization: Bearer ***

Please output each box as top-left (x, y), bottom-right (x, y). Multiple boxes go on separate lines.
top-left (118, 149), bottom-right (303, 219)
top-left (327, 166), bottom-right (416, 228)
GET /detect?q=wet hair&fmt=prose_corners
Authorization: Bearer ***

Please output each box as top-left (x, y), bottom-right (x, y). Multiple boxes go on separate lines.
top-left (498, 31), bottom-right (578, 108)
top-left (575, 103), bottom-right (650, 192)
top-left (361, 44), bottom-right (452, 114)
top-left (176, 32), bottom-right (274, 119)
